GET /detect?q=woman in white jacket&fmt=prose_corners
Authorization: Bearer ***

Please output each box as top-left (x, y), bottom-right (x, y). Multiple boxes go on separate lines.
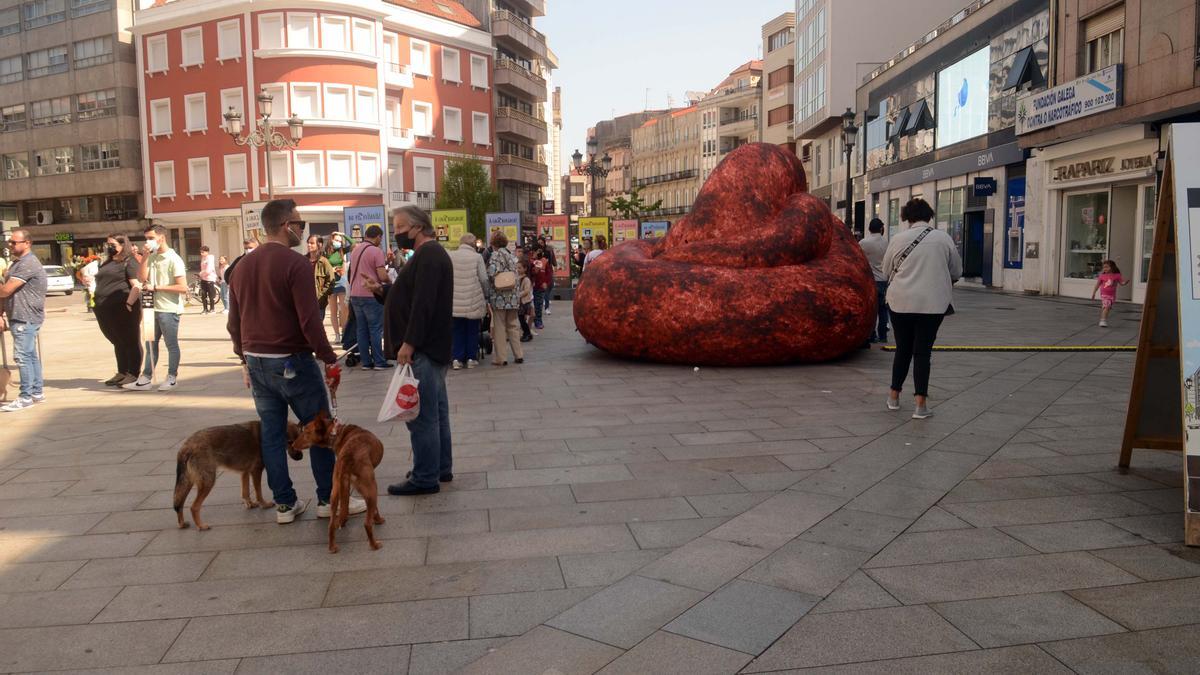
top-left (448, 233), bottom-right (489, 370)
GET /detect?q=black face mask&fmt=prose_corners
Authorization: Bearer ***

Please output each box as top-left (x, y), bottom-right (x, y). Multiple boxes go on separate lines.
top-left (394, 232), bottom-right (415, 250)
top-left (105, 244), bottom-right (118, 257)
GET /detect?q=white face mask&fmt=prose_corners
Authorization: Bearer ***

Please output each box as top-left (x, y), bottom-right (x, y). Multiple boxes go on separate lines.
top-left (144, 239), bottom-right (160, 253)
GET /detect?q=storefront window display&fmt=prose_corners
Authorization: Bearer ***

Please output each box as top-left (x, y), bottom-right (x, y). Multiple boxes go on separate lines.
top-left (888, 198), bottom-right (900, 237)
top-left (936, 187), bottom-right (966, 251)
top-left (1139, 184), bottom-right (1156, 284)
top-left (1063, 191), bottom-right (1109, 279)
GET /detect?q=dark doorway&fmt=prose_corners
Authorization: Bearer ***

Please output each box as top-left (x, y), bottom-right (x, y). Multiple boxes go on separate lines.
top-left (964, 211), bottom-right (985, 279)
top-left (854, 201), bottom-right (866, 238)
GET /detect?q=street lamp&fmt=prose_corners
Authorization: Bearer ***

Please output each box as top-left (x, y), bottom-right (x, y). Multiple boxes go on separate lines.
top-left (224, 89), bottom-right (304, 199)
top-left (841, 107), bottom-right (859, 233)
top-left (572, 141), bottom-right (612, 217)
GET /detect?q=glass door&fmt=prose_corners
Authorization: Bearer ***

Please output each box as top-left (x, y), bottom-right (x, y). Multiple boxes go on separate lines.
top-left (1133, 183), bottom-right (1157, 304)
top-left (1063, 190), bottom-right (1110, 281)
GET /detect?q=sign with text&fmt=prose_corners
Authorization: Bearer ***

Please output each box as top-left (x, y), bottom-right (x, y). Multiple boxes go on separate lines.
top-left (541, 199), bottom-right (555, 214)
top-left (537, 214), bottom-right (570, 279)
top-left (641, 221), bottom-right (670, 239)
top-left (613, 219), bottom-right (640, 243)
top-left (973, 177), bottom-right (997, 197)
top-left (432, 209), bottom-right (468, 251)
top-left (485, 212), bottom-right (520, 251)
top-left (343, 205), bottom-right (387, 245)
top-left (1017, 64), bottom-right (1121, 135)
top-left (240, 201), bottom-right (269, 242)
top-left (578, 217), bottom-right (611, 245)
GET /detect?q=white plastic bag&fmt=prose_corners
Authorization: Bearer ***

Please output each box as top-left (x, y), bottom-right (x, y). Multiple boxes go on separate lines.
top-left (378, 363), bottom-right (420, 423)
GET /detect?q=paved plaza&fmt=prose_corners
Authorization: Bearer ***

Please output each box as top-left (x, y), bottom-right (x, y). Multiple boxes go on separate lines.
top-left (0, 289), bottom-right (1194, 673)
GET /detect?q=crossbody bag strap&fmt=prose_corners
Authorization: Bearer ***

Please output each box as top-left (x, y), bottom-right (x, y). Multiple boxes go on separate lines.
top-left (892, 227), bottom-right (934, 277)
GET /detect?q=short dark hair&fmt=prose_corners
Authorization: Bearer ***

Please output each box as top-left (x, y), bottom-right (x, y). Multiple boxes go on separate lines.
top-left (261, 199), bottom-right (297, 234)
top-left (903, 198), bottom-right (934, 224)
top-left (868, 218), bottom-right (885, 234)
top-left (144, 224), bottom-right (166, 236)
top-left (200, 245), bottom-right (210, 252)
top-left (365, 225), bottom-right (383, 240)
top-left (491, 230), bottom-right (508, 249)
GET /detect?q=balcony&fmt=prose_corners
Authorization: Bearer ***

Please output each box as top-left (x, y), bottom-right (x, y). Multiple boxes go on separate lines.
top-left (720, 111), bottom-right (758, 133)
top-left (633, 168), bottom-right (698, 189)
top-left (492, 10), bottom-right (548, 61)
top-left (388, 127), bottom-right (414, 151)
top-left (385, 62), bottom-right (413, 89)
top-left (494, 58), bottom-right (547, 101)
top-left (390, 191), bottom-right (436, 210)
top-left (496, 154), bottom-right (547, 186)
top-left (644, 205), bottom-right (690, 217)
top-left (495, 106), bottom-right (548, 145)
top-left (505, 0), bottom-right (546, 18)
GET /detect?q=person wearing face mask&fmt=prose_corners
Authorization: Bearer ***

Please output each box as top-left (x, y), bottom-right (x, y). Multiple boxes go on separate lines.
top-left (325, 232), bottom-right (349, 342)
top-left (222, 238), bottom-right (258, 285)
top-left (93, 233), bottom-right (143, 386)
top-left (124, 225), bottom-right (188, 392)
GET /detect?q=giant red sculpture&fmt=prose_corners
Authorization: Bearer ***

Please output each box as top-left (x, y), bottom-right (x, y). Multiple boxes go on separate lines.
top-left (574, 143), bottom-right (876, 366)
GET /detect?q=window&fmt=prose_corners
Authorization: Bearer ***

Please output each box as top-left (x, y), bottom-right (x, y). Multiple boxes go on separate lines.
top-left (181, 28), bottom-right (203, 67)
top-left (327, 151), bottom-right (353, 186)
top-left (77, 89), bottom-right (116, 120)
top-left (3, 153), bottom-right (29, 179)
top-left (184, 93), bottom-right (207, 132)
top-left (153, 161), bottom-right (175, 197)
top-left (320, 15), bottom-right (348, 51)
top-left (470, 54), bottom-right (488, 89)
top-left (70, 0), bottom-right (109, 18)
top-left (260, 83), bottom-right (287, 119)
top-left (217, 19), bottom-right (241, 60)
top-left (413, 157), bottom-right (435, 192)
top-left (35, 146), bottom-right (73, 175)
top-left (223, 154), bottom-right (248, 193)
top-left (291, 84), bottom-right (320, 119)
top-left (443, 106), bottom-right (462, 142)
top-left (0, 7), bottom-right (20, 36)
top-left (412, 101), bottom-right (433, 136)
top-left (352, 19), bottom-right (374, 55)
top-left (0, 55), bottom-right (22, 84)
top-left (323, 84), bottom-right (351, 119)
top-left (767, 66), bottom-right (793, 89)
top-left (30, 97), bottom-right (70, 127)
top-left (150, 98), bottom-right (171, 136)
top-left (354, 87), bottom-right (376, 123)
top-left (81, 142), bottom-right (119, 170)
top-left (1083, 5), bottom-right (1124, 72)
top-left (72, 36), bottom-right (113, 69)
top-left (268, 151), bottom-right (289, 188)
top-left (23, 0), bottom-right (64, 29)
top-left (26, 46), bottom-right (68, 78)
top-left (410, 39), bottom-right (430, 76)
top-left (286, 13), bottom-right (316, 49)
top-left (188, 158), bottom-right (210, 196)
top-left (382, 32), bottom-right (400, 68)
top-left (146, 35), bottom-right (167, 73)
top-left (257, 13), bottom-right (284, 50)
top-left (219, 88), bottom-right (243, 130)
top-left (293, 151), bottom-right (323, 187)
top-left (357, 153), bottom-right (380, 188)
top-left (797, 7), bottom-right (825, 71)
top-left (441, 47), bottom-right (460, 82)
top-left (472, 112), bottom-right (489, 145)
top-left (1064, 190), bottom-right (1110, 278)
top-left (1, 104), bottom-right (25, 133)
top-left (767, 27), bottom-right (793, 53)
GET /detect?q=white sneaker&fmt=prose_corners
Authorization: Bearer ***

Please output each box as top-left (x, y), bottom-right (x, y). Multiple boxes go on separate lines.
top-left (222, 309), bottom-right (229, 314)
top-left (886, 397), bottom-right (900, 411)
top-left (467, 359), bottom-right (478, 369)
top-left (317, 496), bottom-right (367, 518)
top-left (545, 307), bottom-right (552, 315)
top-left (30, 394), bottom-right (45, 404)
top-left (452, 360), bottom-right (463, 370)
top-left (1, 397), bottom-right (34, 412)
top-left (912, 405), bottom-right (934, 420)
top-left (158, 376), bottom-right (177, 392)
top-left (276, 498), bottom-right (308, 524)
top-left (1099, 320), bottom-right (1109, 327)
top-left (123, 377), bottom-right (153, 391)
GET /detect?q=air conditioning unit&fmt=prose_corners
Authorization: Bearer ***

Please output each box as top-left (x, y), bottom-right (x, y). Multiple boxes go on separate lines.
top-left (35, 210), bottom-right (53, 225)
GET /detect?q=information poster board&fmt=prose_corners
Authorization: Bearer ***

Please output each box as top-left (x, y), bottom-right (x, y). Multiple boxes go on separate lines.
top-left (578, 217), bottom-right (611, 246)
top-left (240, 201), bottom-right (268, 242)
top-left (343, 205), bottom-right (387, 245)
top-left (485, 212), bottom-right (520, 251)
top-left (641, 220), bottom-right (670, 239)
top-left (613, 219), bottom-right (639, 243)
top-left (433, 209), bottom-right (468, 251)
top-left (537, 214), bottom-right (570, 280)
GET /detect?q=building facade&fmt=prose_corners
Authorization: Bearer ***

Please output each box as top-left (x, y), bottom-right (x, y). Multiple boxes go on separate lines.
top-left (698, 60), bottom-right (761, 183)
top-left (132, 0), bottom-right (494, 270)
top-left (561, 171), bottom-right (583, 216)
top-left (631, 106), bottom-right (700, 225)
top-left (0, 0), bottom-right (143, 264)
top-left (546, 83), bottom-right (561, 212)
top-left (760, 13), bottom-right (795, 152)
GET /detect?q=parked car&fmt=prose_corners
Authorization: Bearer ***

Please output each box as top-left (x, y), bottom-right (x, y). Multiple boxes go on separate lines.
top-left (43, 265), bottom-right (75, 295)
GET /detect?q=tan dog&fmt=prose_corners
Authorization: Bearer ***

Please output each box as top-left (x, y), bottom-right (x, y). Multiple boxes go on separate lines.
top-left (173, 420), bottom-right (300, 530)
top-left (290, 410), bottom-right (385, 553)
top-left (0, 333), bottom-right (12, 403)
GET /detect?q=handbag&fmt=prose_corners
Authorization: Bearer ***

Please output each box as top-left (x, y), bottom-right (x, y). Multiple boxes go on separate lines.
top-left (493, 251), bottom-right (516, 291)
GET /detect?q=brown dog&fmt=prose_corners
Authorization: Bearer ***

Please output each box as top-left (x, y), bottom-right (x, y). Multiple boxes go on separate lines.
top-left (290, 410), bottom-right (385, 553)
top-left (173, 420), bottom-right (300, 530)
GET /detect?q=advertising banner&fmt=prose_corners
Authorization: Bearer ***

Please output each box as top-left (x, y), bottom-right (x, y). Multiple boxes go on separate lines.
top-left (1017, 65), bottom-right (1121, 135)
top-left (613, 219), bottom-right (640, 243)
top-left (240, 201), bottom-right (269, 242)
top-left (432, 209), bottom-right (468, 251)
top-left (641, 220), bottom-right (670, 239)
top-left (485, 212), bottom-right (520, 251)
top-left (537, 215), bottom-right (570, 280)
top-left (343, 205), bottom-right (387, 245)
top-left (578, 217), bottom-right (611, 246)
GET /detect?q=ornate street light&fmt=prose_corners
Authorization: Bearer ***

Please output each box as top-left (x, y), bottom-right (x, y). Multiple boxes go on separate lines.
top-left (573, 140), bottom-right (612, 217)
top-left (224, 89), bottom-right (304, 199)
top-left (841, 107), bottom-right (859, 233)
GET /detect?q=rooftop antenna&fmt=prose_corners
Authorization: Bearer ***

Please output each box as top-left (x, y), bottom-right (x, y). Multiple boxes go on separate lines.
top-left (645, 88), bottom-right (650, 110)
top-left (667, 93), bottom-right (674, 108)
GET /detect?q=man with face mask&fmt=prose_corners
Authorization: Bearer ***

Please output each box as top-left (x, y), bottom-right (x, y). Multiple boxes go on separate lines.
top-left (124, 225), bottom-right (188, 392)
top-left (222, 238), bottom-right (258, 285)
top-left (227, 199), bottom-right (356, 523)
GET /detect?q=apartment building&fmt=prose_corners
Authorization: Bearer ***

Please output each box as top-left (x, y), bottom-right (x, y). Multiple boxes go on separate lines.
top-left (577, 110), bottom-right (664, 218)
top-left (631, 106), bottom-right (700, 225)
top-left (131, 0), bottom-right (493, 268)
top-left (0, 0), bottom-right (142, 264)
top-left (602, 143), bottom-right (631, 216)
top-left (698, 60), bottom-right (761, 183)
top-left (546, 84), bottom-right (561, 213)
top-left (561, 172), bottom-right (583, 216)
top-left (761, 13), bottom-right (795, 152)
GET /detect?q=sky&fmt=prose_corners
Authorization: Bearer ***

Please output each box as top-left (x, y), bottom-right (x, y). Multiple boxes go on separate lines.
top-left (538, 0), bottom-right (793, 174)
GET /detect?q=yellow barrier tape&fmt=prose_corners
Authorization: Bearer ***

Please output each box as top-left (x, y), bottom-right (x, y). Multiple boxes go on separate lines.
top-left (880, 345), bottom-right (1136, 352)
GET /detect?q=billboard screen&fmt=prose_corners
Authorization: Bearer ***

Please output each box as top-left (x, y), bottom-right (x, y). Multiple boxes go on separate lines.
top-left (936, 46), bottom-right (990, 148)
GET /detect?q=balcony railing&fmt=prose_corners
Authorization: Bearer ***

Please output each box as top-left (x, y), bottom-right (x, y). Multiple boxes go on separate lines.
top-left (644, 205), bottom-right (689, 217)
top-left (495, 57), bottom-right (545, 87)
top-left (491, 9), bottom-right (547, 56)
top-left (498, 154), bottom-right (546, 173)
top-left (720, 112), bottom-right (758, 126)
top-left (633, 168), bottom-right (698, 189)
top-left (391, 191), bottom-right (436, 210)
top-left (497, 105), bottom-right (546, 127)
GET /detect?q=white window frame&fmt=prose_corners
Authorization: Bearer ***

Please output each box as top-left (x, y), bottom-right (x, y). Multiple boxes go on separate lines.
top-left (322, 83), bottom-right (352, 120)
top-left (412, 101), bottom-right (433, 137)
top-left (412, 156), bottom-right (435, 193)
top-left (217, 19), bottom-right (241, 61)
top-left (188, 157), bottom-right (211, 197)
top-left (326, 150), bottom-right (354, 187)
top-left (257, 13), bottom-right (284, 50)
top-left (382, 32), bottom-right (400, 67)
top-left (180, 27), bottom-right (204, 69)
top-left (469, 53), bottom-right (488, 89)
top-left (293, 150), bottom-right (324, 187)
top-left (441, 46), bottom-right (460, 83)
top-left (471, 111), bottom-right (490, 146)
top-left (354, 86), bottom-right (377, 123)
top-left (260, 83), bottom-right (288, 120)
top-left (146, 34), bottom-right (167, 75)
top-left (223, 153), bottom-right (248, 194)
top-left (351, 18), bottom-right (374, 56)
top-left (320, 15), bottom-right (349, 52)
top-left (265, 150), bottom-right (290, 189)
top-left (183, 92), bottom-right (206, 134)
top-left (357, 152), bottom-right (380, 189)
top-left (219, 87), bottom-right (243, 131)
top-left (289, 82), bottom-right (321, 119)
top-left (153, 160), bottom-right (175, 199)
top-left (286, 12), bottom-right (317, 49)
top-left (442, 105), bottom-right (462, 142)
top-left (149, 97), bottom-right (171, 137)
top-left (410, 38), bottom-right (430, 76)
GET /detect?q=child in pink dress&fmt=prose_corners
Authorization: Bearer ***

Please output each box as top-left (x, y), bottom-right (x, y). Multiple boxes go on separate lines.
top-left (1091, 260), bottom-right (1130, 327)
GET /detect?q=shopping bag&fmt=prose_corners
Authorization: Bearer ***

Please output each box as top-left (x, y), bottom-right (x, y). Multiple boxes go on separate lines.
top-left (378, 363), bottom-right (420, 423)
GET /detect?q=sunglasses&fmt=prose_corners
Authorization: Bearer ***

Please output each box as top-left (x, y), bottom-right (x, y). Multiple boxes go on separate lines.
top-left (5, 239), bottom-right (27, 245)
top-left (286, 220), bottom-right (306, 230)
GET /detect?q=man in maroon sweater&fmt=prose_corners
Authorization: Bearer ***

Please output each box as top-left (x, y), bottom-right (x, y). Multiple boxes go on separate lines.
top-left (228, 199), bottom-right (364, 524)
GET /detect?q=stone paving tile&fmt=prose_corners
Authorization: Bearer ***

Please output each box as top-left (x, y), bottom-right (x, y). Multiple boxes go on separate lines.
top-left (782, 644), bottom-right (1073, 674)
top-left (665, 579), bottom-right (816, 655)
top-left (2, 531), bottom-right (155, 563)
top-left (883, 450), bottom-right (986, 491)
top-left (1089, 544), bottom-right (1200, 581)
top-left (845, 482), bottom-right (944, 520)
top-left (0, 619), bottom-right (187, 672)
top-left (408, 638), bottom-right (510, 675)
top-left (1041, 624), bottom-right (1200, 674)
top-left (866, 527), bottom-right (1038, 568)
top-left (408, 484), bottom-right (575, 513)
top-left (0, 559), bottom-right (86, 592)
top-left (1106, 513), bottom-right (1184, 543)
top-left (53, 661), bottom-right (242, 674)
top-left (868, 551), bottom-right (1140, 604)
top-left (469, 587), bottom-right (600, 638)
top-left (235, 646), bottom-right (411, 674)
top-left (932, 591), bottom-right (1125, 647)
top-left (812, 570), bottom-right (901, 614)
top-left (905, 506), bottom-right (973, 533)
top-left (732, 471), bottom-right (812, 492)
top-left (0, 481), bottom-right (75, 501)
top-left (942, 493), bottom-right (1159, 527)
top-left (686, 491), bottom-right (774, 517)
top-left (0, 586), bottom-right (119, 628)
top-left (741, 540), bottom-right (872, 597)
top-left (488, 497), bottom-right (698, 531)
top-left (1000, 520), bottom-right (1151, 553)
top-left (745, 605), bottom-right (976, 671)
top-left (201, 539), bottom-right (427, 580)
top-left (796, 508), bottom-right (910, 553)
top-left (640, 537), bottom-right (771, 592)
top-left (628, 517), bottom-right (727, 549)
top-left (547, 575), bottom-right (706, 649)
top-left (8, 461), bottom-right (163, 484)
top-left (597, 631), bottom-right (752, 674)
top-left (458, 625), bottom-right (621, 675)
top-left (61, 552), bottom-right (216, 589)
top-left (706, 491), bottom-right (846, 550)
top-left (627, 456), bottom-right (791, 480)
top-left (326, 557), bottom-right (564, 605)
top-left (95, 573), bottom-right (331, 623)
top-left (659, 439), bottom-right (826, 461)
top-left (571, 475), bottom-right (746, 502)
top-left (514, 448), bottom-right (667, 469)
top-left (0, 512), bottom-right (109, 538)
top-left (426, 524), bottom-right (638, 564)
top-left (558, 549), bottom-right (670, 588)
top-left (1070, 577), bottom-right (1200, 630)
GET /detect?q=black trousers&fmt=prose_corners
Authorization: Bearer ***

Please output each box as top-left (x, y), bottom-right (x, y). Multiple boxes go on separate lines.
top-left (94, 294), bottom-right (142, 376)
top-left (199, 280), bottom-right (218, 312)
top-left (889, 311), bottom-right (944, 397)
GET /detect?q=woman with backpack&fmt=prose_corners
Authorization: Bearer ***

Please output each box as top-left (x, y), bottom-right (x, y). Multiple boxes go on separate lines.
top-left (486, 230), bottom-right (524, 366)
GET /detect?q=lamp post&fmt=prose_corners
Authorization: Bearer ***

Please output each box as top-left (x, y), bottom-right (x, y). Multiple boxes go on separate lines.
top-left (841, 107), bottom-right (859, 234)
top-left (572, 137), bottom-right (612, 218)
top-left (223, 89), bottom-right (304, 199)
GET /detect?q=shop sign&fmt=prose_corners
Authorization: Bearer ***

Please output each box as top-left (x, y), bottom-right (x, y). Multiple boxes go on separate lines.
top-left (53, 232), bottom-right (74, 243)
top-left (872, 142), bottom-right (1025, 192)
top-left (1016, 65), bottom-right (1122, 135)
top-left (485, 212), bottom-right (520, 251)
top-left (973, 177), bottom-right (997, 197)
top-left (343, 205), bottom-right (387, 244)
top-left (1050, 153), bottom-right (1156, 184)
top-left (541, 199), bottom-right (555, 214)
top-left (432, 209), bottom-right (468, 251)
top-left (240, 201), bottom-right (268, 241)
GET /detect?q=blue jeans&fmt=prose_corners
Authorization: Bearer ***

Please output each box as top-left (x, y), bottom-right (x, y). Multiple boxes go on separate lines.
top-left (10, 321), bottom-right (43, 400)
top-left (246, 354), bottom-right (335, 505)
top-left (533, 289), bottom-right (546, 324)
top-left (874, 281), bottom-right (889, 342)
top-left (220, 282), bottom-right (229, 311)
top-left (350, 296), bottom-right (387, 367)
top-left (451, 317), bottom-right (479, 363)
top-left (142, 311), bottom-right (181, 378)
top-left (405, 352), bottom-right (452, 487)
top-left (545, 277), bottom-right (553, 310)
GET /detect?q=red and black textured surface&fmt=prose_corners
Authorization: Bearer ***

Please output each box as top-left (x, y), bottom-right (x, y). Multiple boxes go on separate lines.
top-left (574, 143), bottom-right (876, 366)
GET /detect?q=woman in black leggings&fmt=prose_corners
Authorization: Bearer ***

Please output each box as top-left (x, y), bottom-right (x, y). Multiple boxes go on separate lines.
top-left (93, 233), bottom-right (143, 386)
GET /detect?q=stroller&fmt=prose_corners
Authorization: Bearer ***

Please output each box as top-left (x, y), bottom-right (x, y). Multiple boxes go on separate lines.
top-left (341, 309), bottom-right (361, 368)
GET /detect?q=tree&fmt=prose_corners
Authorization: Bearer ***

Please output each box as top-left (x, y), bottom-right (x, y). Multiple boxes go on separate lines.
top-left (606, 187), bottom-right (663, 220)
top-left (435, 157), bottom-right (500, 239)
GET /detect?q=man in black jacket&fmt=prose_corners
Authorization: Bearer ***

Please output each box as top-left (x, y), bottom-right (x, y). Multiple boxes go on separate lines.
top-left (382, 205), bottom-right (454, 496)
